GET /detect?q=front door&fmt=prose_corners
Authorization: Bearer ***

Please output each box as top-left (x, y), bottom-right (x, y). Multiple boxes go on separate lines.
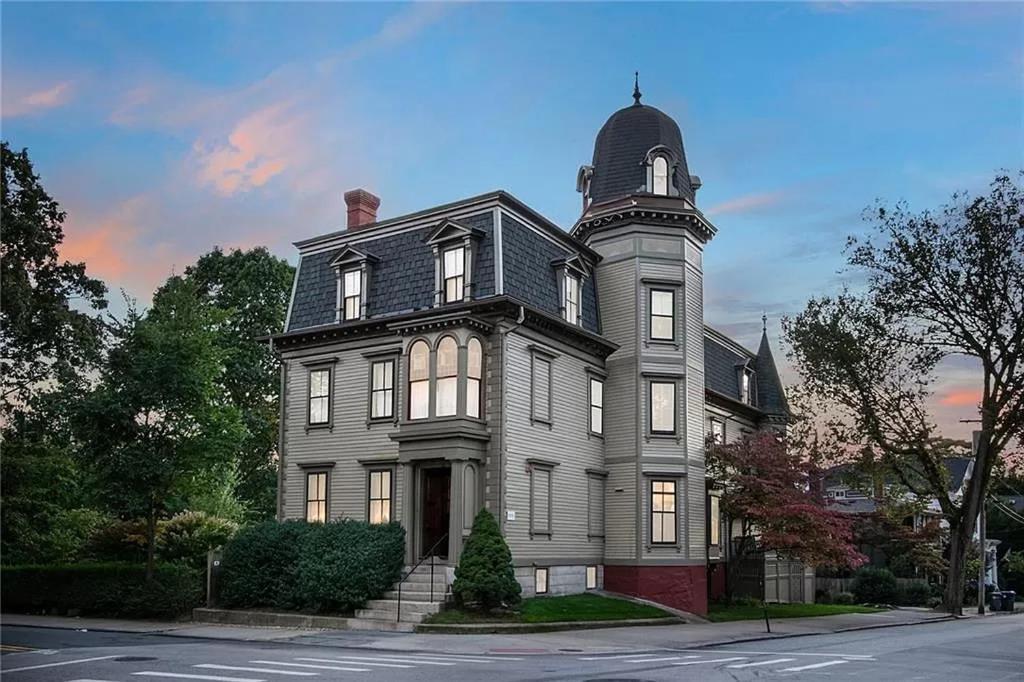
top-left (420, 467), bottom-right (451, 559)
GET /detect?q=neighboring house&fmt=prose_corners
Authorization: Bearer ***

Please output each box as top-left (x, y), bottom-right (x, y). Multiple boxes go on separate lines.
top-left (271, 86), bottom-right (788, 616)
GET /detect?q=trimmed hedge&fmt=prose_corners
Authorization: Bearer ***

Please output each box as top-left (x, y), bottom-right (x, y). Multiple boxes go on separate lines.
top-left (896, 582), bottom-right (932, 606)
top-left (218, 519), bottom-right (404, 614)
top-left (851, 567), bottom-right (899, 604)
top-left (1, 562), bottom-right (203, 619)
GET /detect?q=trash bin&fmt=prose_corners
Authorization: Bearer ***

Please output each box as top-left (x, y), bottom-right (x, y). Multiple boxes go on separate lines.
top-left (1003, 590), bottom-right (1016, 612)
top-left (990, 592), bottom-right (1003, 611)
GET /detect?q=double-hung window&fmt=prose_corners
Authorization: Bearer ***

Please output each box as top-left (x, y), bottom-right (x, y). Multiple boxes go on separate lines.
top-left (408, 341), bottom-right (430, 420)
top-left (650, 380), bottom-right (676, 435)
top-left (589, 377), bottom-right (604, 435)
top-left (342, 269), bottom-right (361, 321)
top-left (308, 368), bottom-right (331, 426)
top-left (710, 419), bottom-right (724, 445)
top-left (651, 480), bottom-right (677, 544)
top-left (443, 246), bottom-right (465, 303)
top-left (370, 360), bottom-right (394, 419)
top-left (650, 289), bottom-right (675, 341)
top-left (709, 494), bottom-right (721, 547)
top-left (741, 369), bottom-right (754, 405)
top-left (368, 470), bottom-right (392, 524)
top-left (563, 273), bottom-right (580, 325)
top-left (306, 471), bottom-right (328, 522)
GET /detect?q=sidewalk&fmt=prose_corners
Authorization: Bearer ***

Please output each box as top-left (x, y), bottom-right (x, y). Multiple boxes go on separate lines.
top-left (1, 607), bottom-right (968, 655)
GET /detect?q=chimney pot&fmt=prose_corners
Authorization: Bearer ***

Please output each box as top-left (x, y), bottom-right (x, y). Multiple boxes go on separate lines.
top-left (344, 189), bottom-right (380, 230)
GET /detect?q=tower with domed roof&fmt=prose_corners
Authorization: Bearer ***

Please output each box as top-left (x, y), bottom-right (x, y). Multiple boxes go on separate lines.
top-left (571, 78), bottom-right (717, 613)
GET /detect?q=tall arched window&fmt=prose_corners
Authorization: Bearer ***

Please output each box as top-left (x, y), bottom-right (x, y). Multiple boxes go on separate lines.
top-left (408, 340), bottom-right (430, 419)
top-left (435, 337), bottom-right (458, 417)
top-left (467, 338), bottom-right (483, 418)
top-left (652, 156), bottom-right (669, 195)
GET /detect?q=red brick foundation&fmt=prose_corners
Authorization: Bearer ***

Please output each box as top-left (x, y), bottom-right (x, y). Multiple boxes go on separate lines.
top-left (604, 564), bottom-right (708, 616)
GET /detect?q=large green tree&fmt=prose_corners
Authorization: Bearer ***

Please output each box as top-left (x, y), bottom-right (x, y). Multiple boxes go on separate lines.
top-left (1, 142), bottom-right (109, 563)
top-left (1, 142), bottom-right (107, 413)
top-left (77, 278), bottom-right (245, 578)
top-left (786, 173), bottom-right (1023, 613)
top-left (156, 247), bottom-right (294, 518)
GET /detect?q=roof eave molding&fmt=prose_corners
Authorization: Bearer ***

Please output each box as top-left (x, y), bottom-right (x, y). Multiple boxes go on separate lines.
top-left (571, 201), bottom-right (717, 243)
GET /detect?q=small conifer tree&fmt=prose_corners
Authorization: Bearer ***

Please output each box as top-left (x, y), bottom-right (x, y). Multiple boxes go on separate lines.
top-left (452, 508), bottom-right (521, 610)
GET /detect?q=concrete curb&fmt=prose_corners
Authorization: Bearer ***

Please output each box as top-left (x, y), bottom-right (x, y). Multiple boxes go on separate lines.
top-left (414, 617), bottom-right (683, 635)
top-left (193, 608), bottom-right (354, 630)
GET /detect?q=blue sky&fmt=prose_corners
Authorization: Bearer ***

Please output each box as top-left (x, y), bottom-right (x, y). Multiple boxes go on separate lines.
top-left (3, 1), bottom-right (1022, 438)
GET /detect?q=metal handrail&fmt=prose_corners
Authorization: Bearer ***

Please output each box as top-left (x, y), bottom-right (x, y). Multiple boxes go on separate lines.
top-left (396, 533), bottom-right (449, 623)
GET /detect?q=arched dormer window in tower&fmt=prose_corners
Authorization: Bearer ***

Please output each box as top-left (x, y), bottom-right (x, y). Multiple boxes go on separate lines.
top-left (643, 145), bottom-right (677, 197)
top-left (425, 219), bottom-right (485, 307)
top-left (329, 246), bottom-right (379, 322)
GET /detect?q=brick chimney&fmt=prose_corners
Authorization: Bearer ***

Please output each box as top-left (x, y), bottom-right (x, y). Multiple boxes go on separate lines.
top-left (344, 189), bottom-right (380, 230)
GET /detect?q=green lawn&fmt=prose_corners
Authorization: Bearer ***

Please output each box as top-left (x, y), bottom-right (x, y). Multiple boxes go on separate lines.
top-left (424, 593), bottom-right (673, 625)
top-left (706, 602), bottom-right (885, 622)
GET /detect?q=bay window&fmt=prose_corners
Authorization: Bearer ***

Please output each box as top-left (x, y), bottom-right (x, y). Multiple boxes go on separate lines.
top-left (651, 480), bottom-right (677, 544)
top-left (467, 338), bottom-right (483, 419)
top-left (650, 380), bottom-right (676, 435)
top-left (408, 340), bottom-right (430, 420)
top-left (435, 336), bottom-right (458, 416)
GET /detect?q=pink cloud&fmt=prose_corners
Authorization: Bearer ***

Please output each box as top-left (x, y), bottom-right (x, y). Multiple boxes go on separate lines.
top-left (705, 190), bottom-right (788, 217)
top-left (3, 80), bottom-right (74, 118)
top-left (191, 101), bottom-right (310, 196)
top-left (938, 388), bottom-right (981, 408)
top-left (59, 196), bottom-right (188, 299)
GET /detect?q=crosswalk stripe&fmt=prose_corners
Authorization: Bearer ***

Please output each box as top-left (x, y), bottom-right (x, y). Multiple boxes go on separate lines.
top-left (672, 657), bottom-right (747, 666)
top-left (619, 656), bottom-right (693, 663)
top-left (578, 654), bottom-right (664, 661)
top-left (3, 656), bottom-right (121, 673)
top-left (305, 655), bottom-right (454, 666)
top-left (781, 659), bottom-right (849, 672)
top-left (133, 673), bottom-right (264, 682)
top-left (249, 660), bottom-right (370, 673)
top-left (196, 665), bottom-right (319, 676)
top-left (295, 657), bottom-right (413, 669)
top-left (727, 658), bottom-right (796, 669)
top-left (409, 654), bottom-right (504, 663)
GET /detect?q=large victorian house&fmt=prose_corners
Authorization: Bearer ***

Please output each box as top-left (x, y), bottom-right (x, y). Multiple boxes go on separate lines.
top-left (272, 85), bottom-right (789, 618)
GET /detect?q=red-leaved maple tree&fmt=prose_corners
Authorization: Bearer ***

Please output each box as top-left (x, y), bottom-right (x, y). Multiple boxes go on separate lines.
top-left (708, 430), bottom-right (866, 600)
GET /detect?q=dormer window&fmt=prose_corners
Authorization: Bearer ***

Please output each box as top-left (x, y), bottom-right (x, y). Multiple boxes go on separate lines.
top-left (740, 368), bottom-right (756, 405)
top-left (342, 269), bottom-right (361, 321)
top-left (552, 253), bottom-right (590, 327)
top-left (426, 219), bottom-right (481, 307)
top-left (652, 156), bottom-right (669, 195)
top-left (329, 246), bottom-right (378, 323)
top-left (563, 272), bottom-right (580, 325)
top-left (443, 246), bottom-right (465, 303)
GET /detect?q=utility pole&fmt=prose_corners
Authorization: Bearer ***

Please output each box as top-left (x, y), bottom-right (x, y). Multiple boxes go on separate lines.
top-left (973, 430), bottom-right (986, 616)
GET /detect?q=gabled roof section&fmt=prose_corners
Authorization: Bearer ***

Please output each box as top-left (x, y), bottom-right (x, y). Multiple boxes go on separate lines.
top-left (550, 252), bottom-right (593, 278)
top-left (424, 218), bottom-right (484, 246)
top-left (755, 328), bottom-right (790, 418)
top-left (328, 245), bottom-right (379, 268)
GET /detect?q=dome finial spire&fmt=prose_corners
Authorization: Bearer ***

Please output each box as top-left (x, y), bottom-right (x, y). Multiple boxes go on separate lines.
top-left (762, 312), bottom-right (768, 333)
top-left (633, 71), bottom-right (642, 105)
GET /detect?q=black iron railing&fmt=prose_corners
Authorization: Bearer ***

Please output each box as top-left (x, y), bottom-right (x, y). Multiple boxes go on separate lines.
top-left (396, 533), bottom-right (448, 623)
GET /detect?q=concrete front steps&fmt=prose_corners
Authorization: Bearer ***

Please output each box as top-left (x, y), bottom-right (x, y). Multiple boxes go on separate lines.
top-left (351, 561), bottom-right (449, 629)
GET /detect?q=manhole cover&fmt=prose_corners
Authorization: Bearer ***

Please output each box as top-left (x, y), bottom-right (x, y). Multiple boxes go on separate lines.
top-left (114, 656), bottom-right (157, 662)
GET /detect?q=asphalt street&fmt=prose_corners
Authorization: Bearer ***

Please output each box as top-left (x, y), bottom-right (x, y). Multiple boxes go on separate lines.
top-left (2, 615), bottom-right (1022, 682)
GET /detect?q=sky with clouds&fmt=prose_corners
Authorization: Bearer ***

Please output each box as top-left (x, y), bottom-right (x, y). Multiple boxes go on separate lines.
top-left (3, 1), bottom-right (1022, 441)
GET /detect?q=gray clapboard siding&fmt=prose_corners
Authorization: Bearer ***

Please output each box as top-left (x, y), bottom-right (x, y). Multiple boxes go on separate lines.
top-left (594, 258), bottom-right (636, 355)
top-left (501, 331), bottom-right (605, 562)
top-left (604, 461), bottom-right (636, 560)
top-left (281, 344), bottom-right (403, 523)
top-left (684, 261), bottom-right (706, 558)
